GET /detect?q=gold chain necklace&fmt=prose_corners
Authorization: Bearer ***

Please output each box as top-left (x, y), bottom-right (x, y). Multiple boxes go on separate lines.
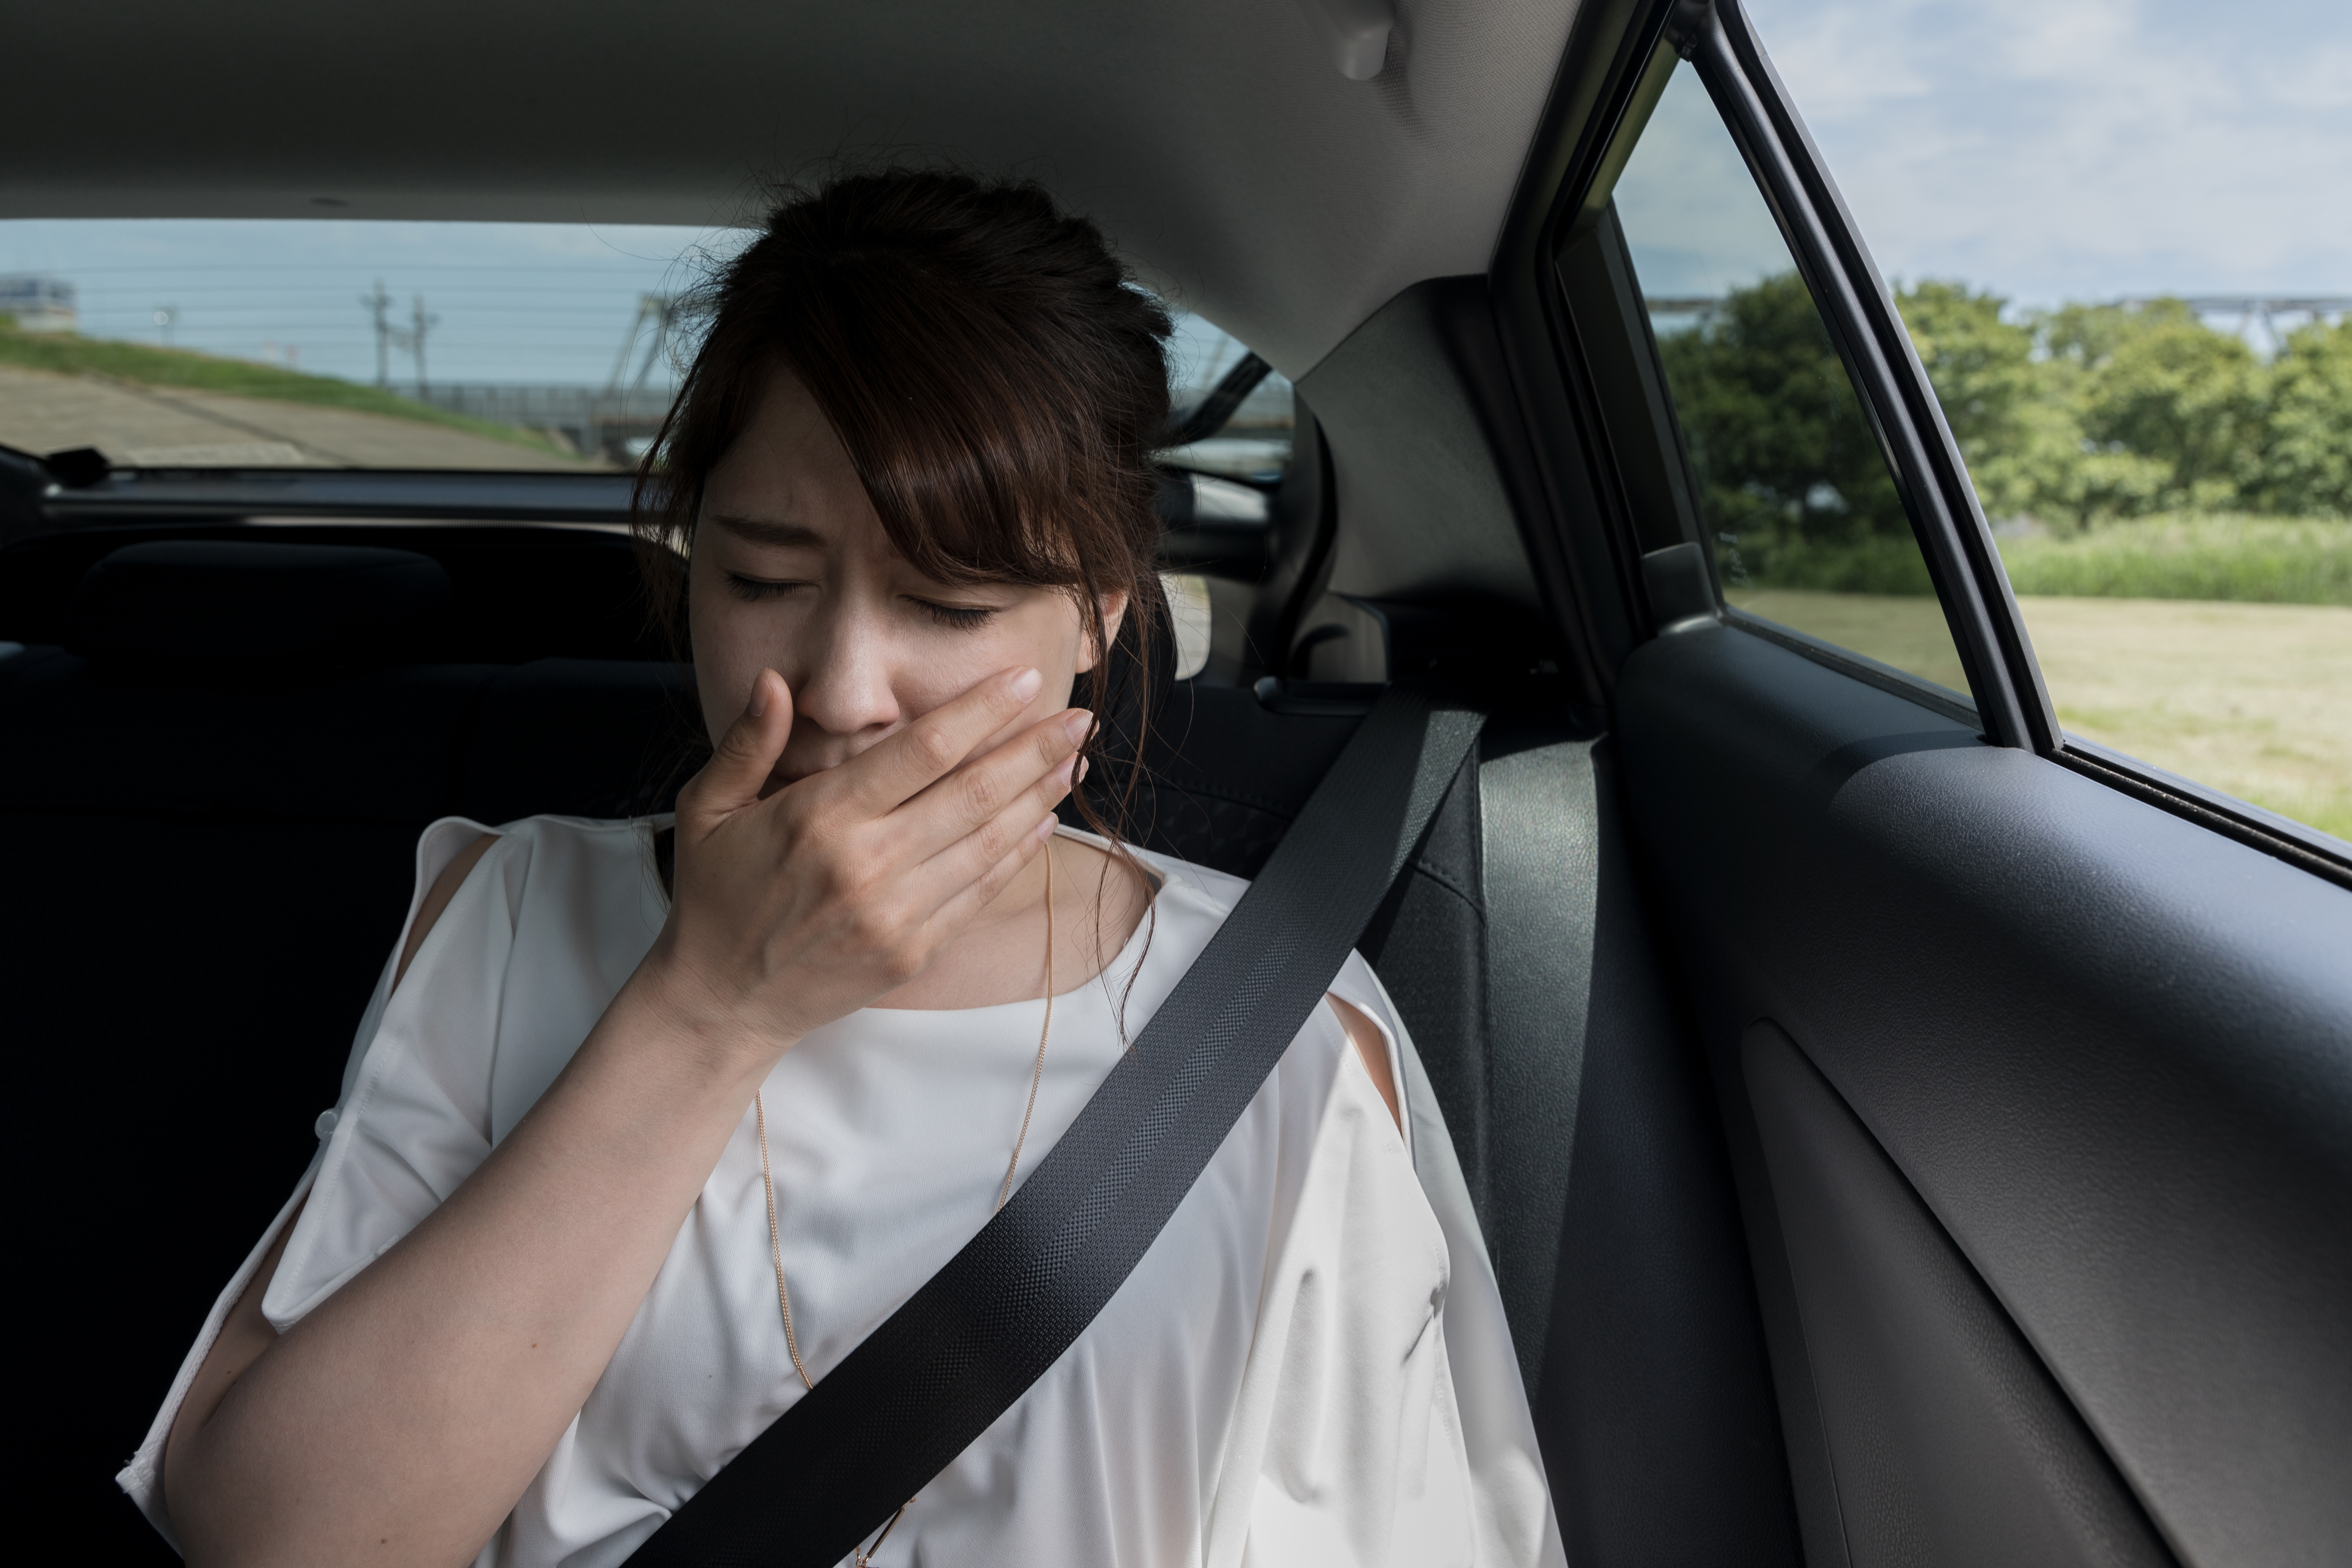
top-left (752, 840), bottom-right (1058, 1566)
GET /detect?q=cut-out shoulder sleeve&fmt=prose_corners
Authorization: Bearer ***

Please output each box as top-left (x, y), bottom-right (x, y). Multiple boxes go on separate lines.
top-left (1320, 949), bottom-right (1568, 1566)
top-left (397, 832), bottom-right (496, 987)
top-left (1328, 992), bottom-right (1403, 1132)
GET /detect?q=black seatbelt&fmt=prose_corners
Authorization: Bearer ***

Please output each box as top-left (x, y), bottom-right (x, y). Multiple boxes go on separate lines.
top-left (624, 682), bottom-right (1486, 1568)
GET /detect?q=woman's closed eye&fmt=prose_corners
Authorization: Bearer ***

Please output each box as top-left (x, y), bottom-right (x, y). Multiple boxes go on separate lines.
top-left (721, 571), bottom-right (809, 603)
top-left (911, 598), bottom-right (999, 631)
top-left (720, 574), bottom-right (999, 631)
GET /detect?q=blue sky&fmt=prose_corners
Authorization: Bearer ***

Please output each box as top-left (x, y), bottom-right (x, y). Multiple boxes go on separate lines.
top-left (0, 216), bottom-right (1255, 393)
top-left (1744, 0), bottom-right (2352, 310)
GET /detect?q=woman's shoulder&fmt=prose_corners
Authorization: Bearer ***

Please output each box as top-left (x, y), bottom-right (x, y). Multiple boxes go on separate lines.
top-left (415, 812), bottom-right (669, 884)
top-left (1107, 835), bottom-right (1252, 914)
top-left (395, 813), bottom-right (671, 982)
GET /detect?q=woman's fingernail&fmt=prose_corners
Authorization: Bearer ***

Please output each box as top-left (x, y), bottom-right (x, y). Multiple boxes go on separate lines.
top-left (1011, 667), bottom-right (1044, 703)
top-left (1062, 709), bottom-right (1092, 744)
top-left (747, 674), bottom-right (769, 718)
top-left (1037, 812), bottom-right (1059, 841)
top-left (1076, 757), bottom-right (1090, 783)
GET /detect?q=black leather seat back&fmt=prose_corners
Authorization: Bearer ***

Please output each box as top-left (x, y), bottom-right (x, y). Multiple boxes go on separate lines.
top-left (1, 537), bottom-right (694, 1563)
top-left (1098, 680), bottom-right (1797, 1565)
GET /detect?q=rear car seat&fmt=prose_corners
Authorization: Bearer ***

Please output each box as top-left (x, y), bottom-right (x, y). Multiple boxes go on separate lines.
top-left (0, 535), bottom-right (694, 1558)
top-left (7, 528), bottom-right (1788, 1565)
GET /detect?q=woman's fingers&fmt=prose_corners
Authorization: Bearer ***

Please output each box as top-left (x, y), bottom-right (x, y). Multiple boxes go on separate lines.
top-left (921, 809), bottom-right (1060, 945)
top-left (889, 704), bottom-right (1093, 863)
top-left (902, 743), bottom-right (1078, 915)
top-left (833, 665), bottom-right (1047, 817)
top-left (680, 670), bottom-right (793, 828)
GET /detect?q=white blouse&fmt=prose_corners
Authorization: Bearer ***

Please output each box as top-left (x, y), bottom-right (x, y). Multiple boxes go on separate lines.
top-left (121, 816), bottom-right (1567, 1568)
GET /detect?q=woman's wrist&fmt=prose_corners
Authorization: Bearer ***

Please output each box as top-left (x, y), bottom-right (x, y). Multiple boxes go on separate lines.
top-left (615, 937), bottom-right (806, 1080)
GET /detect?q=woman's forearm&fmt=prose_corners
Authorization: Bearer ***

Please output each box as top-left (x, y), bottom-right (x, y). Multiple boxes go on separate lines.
top-left (167, 669), bottom-right (1078, 1567)
top-left (167, 955), bottom-right (780, 1568)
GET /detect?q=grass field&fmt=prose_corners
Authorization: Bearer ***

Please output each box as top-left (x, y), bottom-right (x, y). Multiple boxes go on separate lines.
top-left (1740, 515), bottom-right (2352, 604)
top-left (1998, 515), bottom-right (2352, 606)
top-left (1728, 588), bottom-right (2352, 841)
top-left (0, 326), bottom-right (572, 459)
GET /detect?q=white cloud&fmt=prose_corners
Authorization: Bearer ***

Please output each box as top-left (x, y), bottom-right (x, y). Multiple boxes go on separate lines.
top-left (1743, 0), bottom-right (2352, 307)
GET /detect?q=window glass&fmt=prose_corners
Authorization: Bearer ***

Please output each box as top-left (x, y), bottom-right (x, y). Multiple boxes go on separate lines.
top-left (1159, 311), bottom-right (1294, 481)
top-left (1608, 59), bottom-right (1971, 698)
top-left (1163, 572), bottom-right (1215, 679)
top-left (0, 218), bottom-right (1288, 484)
top-left (0, 219), bottom-right (746, 470)
top-left (1748, 0), bottom-right (2352, 841)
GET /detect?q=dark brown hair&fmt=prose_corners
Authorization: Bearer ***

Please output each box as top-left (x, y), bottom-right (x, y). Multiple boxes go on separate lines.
top-left (633, 167), bottom-right (1173, 860)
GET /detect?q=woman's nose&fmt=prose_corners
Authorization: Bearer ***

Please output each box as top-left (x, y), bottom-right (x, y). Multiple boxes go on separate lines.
top-left (785, 604), bottom-right (902, 737)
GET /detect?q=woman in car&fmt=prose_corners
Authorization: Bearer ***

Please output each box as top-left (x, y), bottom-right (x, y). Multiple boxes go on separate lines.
top-left (128, 169), bottom-right (1566, 1568)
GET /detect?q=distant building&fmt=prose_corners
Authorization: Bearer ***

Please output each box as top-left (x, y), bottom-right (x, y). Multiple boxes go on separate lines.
top-left (0, 275), bottom-right (77, 333)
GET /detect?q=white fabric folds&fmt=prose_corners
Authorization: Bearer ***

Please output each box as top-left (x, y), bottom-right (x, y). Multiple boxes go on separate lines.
top-left (123, 815), bottom-right (1567, 1568)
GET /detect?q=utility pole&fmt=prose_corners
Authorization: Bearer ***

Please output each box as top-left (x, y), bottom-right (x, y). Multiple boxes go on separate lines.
top-left (152, 305), bottom-right (178, 348)
top-left (409, 295), bottom-right (439, 397)
top-left (360, 280), bottom-right (392, 387)
top-left (384, 294), bottom-right (440, 399)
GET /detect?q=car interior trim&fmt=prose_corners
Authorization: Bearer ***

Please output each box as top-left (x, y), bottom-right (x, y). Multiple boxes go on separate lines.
top-left (1742, 1019), bottom-right (2182, 1568)
top-left (1715, 609), bottom-right (1982, 732)
top-left (1486, 0), bottom-right (1687, 689)
top-left (2051, 743), bottom-right (2352, 893)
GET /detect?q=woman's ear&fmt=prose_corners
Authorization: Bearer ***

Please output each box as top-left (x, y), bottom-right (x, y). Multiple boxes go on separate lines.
top-left (1076, 588), bottom-right (1132, 675)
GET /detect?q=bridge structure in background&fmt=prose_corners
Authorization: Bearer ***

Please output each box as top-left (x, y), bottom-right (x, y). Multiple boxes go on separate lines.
top-left (406, 294), bottom-right (691, 462)
top-left (409, 383), bottom-right (673, 465)
top-left (1644, 293), bottom-right (2350, 354)
top-left (2114, 297), bottom-right (2351, 354)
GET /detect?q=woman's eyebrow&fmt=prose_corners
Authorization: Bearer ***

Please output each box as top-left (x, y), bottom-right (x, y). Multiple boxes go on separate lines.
top-left (708, 513), bottom-right (827, 549)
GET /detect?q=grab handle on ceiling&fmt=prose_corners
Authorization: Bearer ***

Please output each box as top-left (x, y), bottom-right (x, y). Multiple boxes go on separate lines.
top-left (1295, 0), bottom-right (1395, 81)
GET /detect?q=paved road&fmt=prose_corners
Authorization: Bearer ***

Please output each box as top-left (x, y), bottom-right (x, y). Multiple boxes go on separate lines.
top-left (0, 364), bottom-right (600, 470)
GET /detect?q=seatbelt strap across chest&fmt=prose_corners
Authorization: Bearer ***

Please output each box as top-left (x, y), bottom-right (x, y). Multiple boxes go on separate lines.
top-left (625, 681), bottom-right (1486, 1568)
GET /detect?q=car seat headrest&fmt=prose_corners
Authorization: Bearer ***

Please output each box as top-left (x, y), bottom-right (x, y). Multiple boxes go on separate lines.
top-left (66, 540), bottom-right (454, 665)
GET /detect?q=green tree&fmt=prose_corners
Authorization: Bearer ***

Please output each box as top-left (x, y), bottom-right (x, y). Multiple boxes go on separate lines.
top-left (2256, 316), bottom-right (2352, 517)
top-left (2039, 298), bottom-right (2263, 519)
top-left (1655, 271), bottom-right (1907, 582)
top-left (1894, 279), bottom-right (2077, 523)
top-left (1895, 281), bottom-right (2031, 461)
top-left (1881, 285), bottom-right (2032, 517)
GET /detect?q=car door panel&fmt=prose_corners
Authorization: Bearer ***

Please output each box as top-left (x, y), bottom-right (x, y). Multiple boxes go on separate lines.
top-left (1745, 1018), bottom-right (2176, 1568)
top-left (1616, 618), bottom-right (2352, 1568)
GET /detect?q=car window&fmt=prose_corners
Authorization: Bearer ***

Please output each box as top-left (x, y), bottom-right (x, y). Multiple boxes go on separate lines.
top-left (1160, 311), bottom-right (1294, 481)
top-left (1750, 2), bottom-right (2352, 846)
top-left (1164, 572), bottom-right (1215, 679)
top-left (0, 218), bottom-right (1286, 485)
top-left (0, 219), bottom-right (747, 471)
top-left (1605, 57), bottom-right (1972, 701)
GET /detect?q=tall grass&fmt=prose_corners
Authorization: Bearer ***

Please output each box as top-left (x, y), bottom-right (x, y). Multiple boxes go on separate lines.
top-left (1735, 534), bottom-right (1937, 596)
top-left (1996, 515), bottom-right (2352, 606)
top-left (1740, 514), bottom-right (2352, 606)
